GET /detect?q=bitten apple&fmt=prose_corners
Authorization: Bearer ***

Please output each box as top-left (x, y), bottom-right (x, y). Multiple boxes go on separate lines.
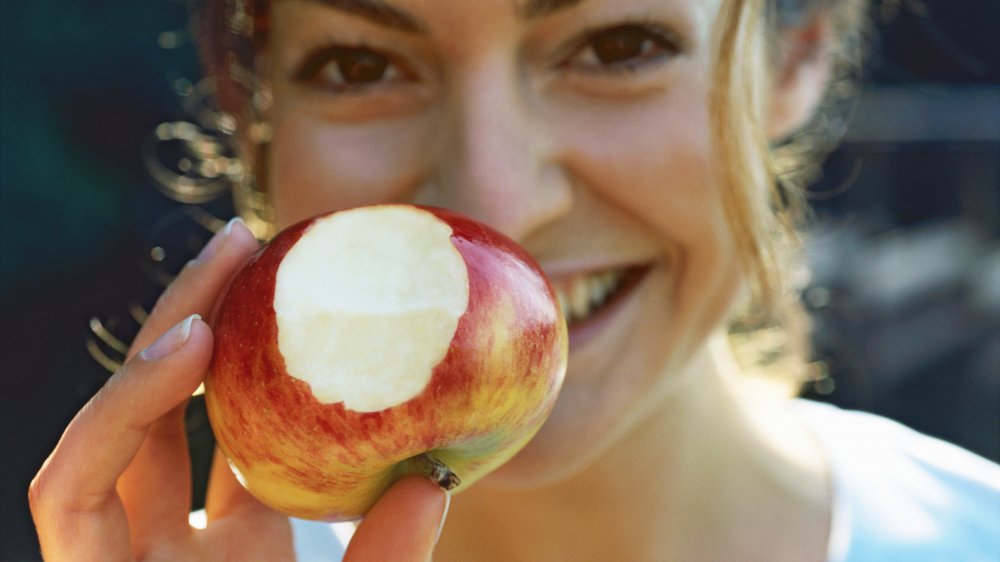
top-left (204, 204), bottom-right (568, 521)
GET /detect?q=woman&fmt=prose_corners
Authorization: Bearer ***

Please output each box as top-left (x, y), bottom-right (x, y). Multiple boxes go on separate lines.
top-left (29, 0), bottom-right (1000, 560)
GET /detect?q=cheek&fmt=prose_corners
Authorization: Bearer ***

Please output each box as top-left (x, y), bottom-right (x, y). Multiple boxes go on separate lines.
top-left (561, 88), bottom-right (730, 254)
top-left (266, 115), bottom-right (431, 228)
top-left (560, 88), bottom-right (742, 337)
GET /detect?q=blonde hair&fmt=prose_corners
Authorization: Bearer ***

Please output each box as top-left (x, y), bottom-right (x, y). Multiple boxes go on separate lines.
top-left (713, 0), bottom-right (786, 310)
top-left (712, 0), bottom-right (869, 390)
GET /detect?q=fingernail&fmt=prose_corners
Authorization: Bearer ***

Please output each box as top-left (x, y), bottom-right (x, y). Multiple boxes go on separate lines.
top-left (141, 314), bottom-right (200, 361)
top-left (434, 490), bottom-right (451, 545)
top-left (193, 217), bottom-right (244, 264)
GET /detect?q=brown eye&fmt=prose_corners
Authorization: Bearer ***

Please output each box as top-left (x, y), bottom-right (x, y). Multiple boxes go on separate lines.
top-left (332, 50), bottom-right (392, 83)
top-left (296, 46), bottom-right (403, 90)
top-left (573, 24), bottom-right (682, 70)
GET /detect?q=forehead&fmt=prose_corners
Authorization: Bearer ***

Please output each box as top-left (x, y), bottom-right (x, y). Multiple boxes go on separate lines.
top-left (285, 0), bottom-right (595, 26)
top-left (270, 0), bottom-right (723, 34)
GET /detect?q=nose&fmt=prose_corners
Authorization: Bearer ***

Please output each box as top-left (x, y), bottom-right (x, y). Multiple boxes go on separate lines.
top-left (421, 58), bottom-right (572, 243)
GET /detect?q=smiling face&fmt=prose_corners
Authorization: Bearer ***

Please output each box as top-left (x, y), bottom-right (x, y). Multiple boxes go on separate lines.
top-left (250, 0), bottom-right (756, 485)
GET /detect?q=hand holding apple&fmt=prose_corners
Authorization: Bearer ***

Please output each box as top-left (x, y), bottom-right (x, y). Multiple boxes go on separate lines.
top-left (205, 205), bottom-right (568, 521)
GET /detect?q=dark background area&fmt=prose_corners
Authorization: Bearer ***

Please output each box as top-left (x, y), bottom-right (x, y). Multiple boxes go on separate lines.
top-left (2, 0), bottom-right (998, 559)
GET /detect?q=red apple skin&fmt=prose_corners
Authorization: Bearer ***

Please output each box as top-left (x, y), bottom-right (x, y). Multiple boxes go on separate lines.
top-left (205, 205), bottom-right (568, 521)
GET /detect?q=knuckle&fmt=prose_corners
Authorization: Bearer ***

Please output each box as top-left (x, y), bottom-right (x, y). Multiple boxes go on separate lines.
top-left (27, 469), bottom-right (51, 517)
top-left (148, 280), bottom-right (182, 320)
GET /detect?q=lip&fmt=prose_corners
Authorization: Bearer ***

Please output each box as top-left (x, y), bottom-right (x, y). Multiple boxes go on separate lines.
top-left (552, 264), bottom-right (654, 349)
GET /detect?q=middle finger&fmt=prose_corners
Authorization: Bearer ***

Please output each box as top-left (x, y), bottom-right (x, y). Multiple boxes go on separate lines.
top-left (119, 218), bottom-right (259, 549)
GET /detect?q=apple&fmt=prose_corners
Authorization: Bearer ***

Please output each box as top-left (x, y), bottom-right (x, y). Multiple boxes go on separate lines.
top-left (204, 204), bottom-right (568, 521)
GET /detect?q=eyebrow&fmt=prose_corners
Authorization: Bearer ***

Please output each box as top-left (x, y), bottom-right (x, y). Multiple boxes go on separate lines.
top-left (519, 0), bottom-right (589, 20)
top-left (305, 0), bottom-right (428, 34)
top-left (303, 0), bottom-right (589, 33)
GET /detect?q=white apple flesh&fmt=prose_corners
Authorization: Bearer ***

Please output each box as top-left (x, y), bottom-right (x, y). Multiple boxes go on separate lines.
top-left (205, 205), bottom-right (568, 521)
top-left (274, 207), bottom-right (469, 413)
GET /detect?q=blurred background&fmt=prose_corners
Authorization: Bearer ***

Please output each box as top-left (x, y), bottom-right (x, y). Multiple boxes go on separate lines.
top-left (2, 0), bottom-right (998, 559)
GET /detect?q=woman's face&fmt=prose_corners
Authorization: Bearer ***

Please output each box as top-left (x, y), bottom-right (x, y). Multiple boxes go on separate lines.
top-left (262, 0), bottom-right (743, 485)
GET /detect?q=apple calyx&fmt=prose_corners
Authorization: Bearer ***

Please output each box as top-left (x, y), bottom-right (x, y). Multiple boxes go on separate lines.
top-left (409, 453), bottom-right (461, 491)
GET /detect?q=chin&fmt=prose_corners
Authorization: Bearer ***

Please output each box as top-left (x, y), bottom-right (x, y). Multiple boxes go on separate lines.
top-left (476, 419), bottom-right (599, 490)
top-left (473, 370), bottom-right (646, 490)
top-left (471, 267), bottom-right (677, 489)
top-left (477, 284), bottom-right (729, 491)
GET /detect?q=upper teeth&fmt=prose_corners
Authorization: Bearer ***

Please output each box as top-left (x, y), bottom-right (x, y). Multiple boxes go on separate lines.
top-left (554, 269), bottom-right (626, 324)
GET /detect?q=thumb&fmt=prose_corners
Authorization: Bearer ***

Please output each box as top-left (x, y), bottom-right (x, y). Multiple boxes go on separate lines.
top-left (343, 476), bottom-right (450, 562)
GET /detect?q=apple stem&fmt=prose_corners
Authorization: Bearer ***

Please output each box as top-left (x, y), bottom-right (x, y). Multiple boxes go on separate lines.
top-left (413, 453), bottom-right (461, 491)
